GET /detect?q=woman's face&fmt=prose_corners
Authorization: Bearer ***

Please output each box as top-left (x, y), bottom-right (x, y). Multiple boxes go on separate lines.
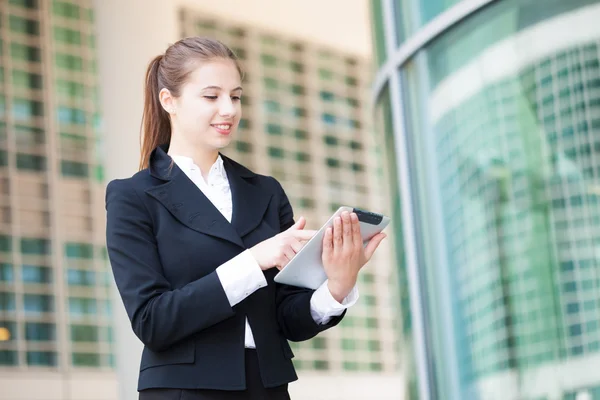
top-left (168, 59), bottom-right (242, 151)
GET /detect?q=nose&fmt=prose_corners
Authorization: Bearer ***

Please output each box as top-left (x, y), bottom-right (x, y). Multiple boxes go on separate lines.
top-left (218, 97), bottom-right (236, 118)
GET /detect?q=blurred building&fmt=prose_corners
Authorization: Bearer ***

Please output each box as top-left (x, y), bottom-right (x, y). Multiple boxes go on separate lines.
top-left (371, 0), bottom-right (600, 399)
top-left (2, 0), bottom-right (404, 399)
top-left (0, 0), bottom-right (117, 399)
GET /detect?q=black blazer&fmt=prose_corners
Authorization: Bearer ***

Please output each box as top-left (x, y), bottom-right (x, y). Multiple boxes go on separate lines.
top-left (105, 144), bottom-right (344, 391)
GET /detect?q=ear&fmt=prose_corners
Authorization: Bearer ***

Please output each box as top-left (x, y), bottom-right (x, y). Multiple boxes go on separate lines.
top-left (159, 88), bottom-right (176, 115)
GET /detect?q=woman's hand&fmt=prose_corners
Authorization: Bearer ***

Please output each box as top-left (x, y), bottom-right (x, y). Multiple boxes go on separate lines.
top-left (249, 217), bottom-right (316, 271)
top-left (322, 211), bottom-right (386, 302)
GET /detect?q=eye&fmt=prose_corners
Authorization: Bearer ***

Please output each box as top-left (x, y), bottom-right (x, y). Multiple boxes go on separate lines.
top-left (203, 96), bottom-right (218, 100)
top-left (231, 96), bottom-right (241, 101)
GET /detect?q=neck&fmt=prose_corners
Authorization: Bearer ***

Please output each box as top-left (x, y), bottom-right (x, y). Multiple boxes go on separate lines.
top-left (167, 138), bottom-right (219, 179)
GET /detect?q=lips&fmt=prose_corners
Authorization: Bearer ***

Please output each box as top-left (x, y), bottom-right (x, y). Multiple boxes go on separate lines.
top-left (211, 123), bottom-right (232, 135)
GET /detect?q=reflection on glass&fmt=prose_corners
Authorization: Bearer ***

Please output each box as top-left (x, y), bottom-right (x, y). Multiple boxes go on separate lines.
top-left (376, 0), bottom-right (600, 398)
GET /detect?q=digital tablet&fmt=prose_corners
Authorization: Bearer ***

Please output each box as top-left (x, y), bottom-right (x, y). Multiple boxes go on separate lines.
top-left (273, 206), bottom-right (390, 290)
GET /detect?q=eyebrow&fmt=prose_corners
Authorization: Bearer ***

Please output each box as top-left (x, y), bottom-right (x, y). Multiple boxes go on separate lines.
top-left (202, 85), bottom-right (243, 92)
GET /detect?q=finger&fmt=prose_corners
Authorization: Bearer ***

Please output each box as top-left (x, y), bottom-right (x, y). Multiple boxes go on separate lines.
top-left (351, 213), bottom-right (362, 247)
top-left (333, 216), bottom-right (343, 254)
top-left (341, 211), bottom-right (352, 249)
top-left (364, 233), bottom-right (386, 261)
top-left (322, 227), bottom-right (333, 260)
top-left (290, 229), bottom-right (317, 241)
top-left (290, 238), bottom-right (304, 253)
top-left (286, 216), bottom-right (306, 231)
top-left (283, 247), bottom-right (296, 263)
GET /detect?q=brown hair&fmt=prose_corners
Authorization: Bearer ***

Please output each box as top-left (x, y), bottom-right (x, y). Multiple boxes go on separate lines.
top-left (139, 37), bottom-right (243, 171)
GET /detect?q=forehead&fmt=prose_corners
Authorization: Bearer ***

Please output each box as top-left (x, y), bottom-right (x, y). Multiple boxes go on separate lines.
top-left (185, 59), bottom-right (241, 90)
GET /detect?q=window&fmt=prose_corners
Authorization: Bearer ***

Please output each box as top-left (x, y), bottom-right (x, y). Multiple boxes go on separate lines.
top-left (9, 0), bottom-right (38, 9)
top-left (11, 42), bottom-right (41, 62)
top-left (57, 107), bottom-right (86, 125)
top-left (55, 54), bottom-right (83, 71)
top-left (0, 351), bottom-right (18, 366)
top-left (0, 264), bottom-right (13, 281)
top-left (21, 238), bottom-right (51, 255)
top-left (294, 130), bottom-right (308, 140)
top-left (69, 297), bottom-right (97, 316)
top-left (291, 84), bottom-right (304, 95)
top-left (268, 147), bottom-right (284, 158)
top-left (290, 62), bottom-right (304, 73)
top-left (0, 292), bottom-right (16, 311)
top-left (266, 124), bottom-right (282, 136)
top-left (25, 323), bottom-right (55, 341)
top-left (67, 269), bottom-right (95, 286)
top-left (235, 140), bottom-right (252, 153)
top-left (23, 294), bottom-right (53, 314)
top-left (17, 154), bottom-right (46, 171)
top-left (61, 161), bottom-right (88, 177)
top-left (53, 1), bottom-right (80, 19)
top-left (349, 140), bottom-right (363, 150)
top-left (263, 100), bottom-right (280, 113)
top-left (345, 76), bottom-right (358, 86)
top-left (13, 99), bottom-right (44, 120)
top-left (260, 54), bottom-right (277, 67)
top-left (322, 113), bottom-right (336, 125)
top-left (70, 324), bottom-right (98, 342)
top-left (324, 135), bottom-right (338, 146)
top-left (12, 70), bottom-right (42, 90)
top-left (295, 152), bottom-right (310, 162)
top-left (326, 158), bottom-right (340, 168)
top-left (351, 162), bottom-right (365, 172)
top-left (264, 78), bottom-right (278, 90)
top-left (22, 265), bottom-right (52, 283)
top-left (27, 351), bottom-right (57, 366)
top-left (0, 236), bottom-right (11, 252)
top-left (53, 27), bottom-right (81, 45)
top-left (72, 352), bottom-right (100, 367)
top-left (318, 68), bottom-right (333, 80)
top-left (9, 16), bottom-right (39, 36)
top-left (320, 91), bottom-right (335, 102)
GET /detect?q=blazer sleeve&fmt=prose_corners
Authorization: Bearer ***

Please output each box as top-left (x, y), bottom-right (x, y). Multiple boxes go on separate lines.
top-left (105, 179), bottom-right (235, 352)
top-left (272, 178), bottom-right (346, 341)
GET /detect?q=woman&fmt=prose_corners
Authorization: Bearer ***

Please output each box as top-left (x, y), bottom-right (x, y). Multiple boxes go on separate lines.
top-left (105, 36), bottom-right (386, 400)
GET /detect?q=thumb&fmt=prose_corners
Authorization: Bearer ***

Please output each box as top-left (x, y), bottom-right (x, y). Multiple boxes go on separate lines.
top-left (288, 216), bottom-right (306, 231)
top-left (364, 233), bottom-right (386, 261)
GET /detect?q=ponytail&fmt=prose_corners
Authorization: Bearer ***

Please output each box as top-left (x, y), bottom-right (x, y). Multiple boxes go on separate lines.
top-left (139, 54), bottom-right (171, 171)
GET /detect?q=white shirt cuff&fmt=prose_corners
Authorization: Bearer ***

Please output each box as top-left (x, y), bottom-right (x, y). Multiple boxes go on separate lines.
top-left (216, 249), bottom-right (267, 307)
top-left (310, 279), bottom-right (359, 325)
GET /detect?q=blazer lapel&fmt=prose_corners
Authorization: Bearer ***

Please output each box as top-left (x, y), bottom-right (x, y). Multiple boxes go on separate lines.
top-left (144, 145), bottom-right (245, 248)
top-left (222, 155), bottom-right (274, 238)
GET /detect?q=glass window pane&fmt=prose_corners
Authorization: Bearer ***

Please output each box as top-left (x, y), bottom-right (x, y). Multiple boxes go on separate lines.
top-left (0, 263), bottom-right (13, 281)
top-left (22, 264), bottom-right (52, 283)
top-left (0, 292), bottom-right (16, 311)
top-left (12, 70), bottom-right (43, 90)
top-left (23, 294), bottom-right (53, 314)
top-left (13, 99), bottom-right (44, 120)
top-left (67, 269), bottom-right (95, 286)
top-left (0, 350), bottom-right (18, 365)
top-left (65, 242), bottom-right (94, 258)
top-left (11, 42), bottom-right (41, 62)
top-left (27, 351), bottom-right (57, 366)
top-left (72, 352), bottom-right (100, 367)
top-left (16, 154), bottom-right (46, 171)
top-left (53, 27), bottom-right (81, 45)
top-left (70, 324), bottom-right (98, 342)
top-left (25, 322), bottom-right (55, 341)
top-left (9, 16), bottom-right (39, 36)
top-left (61, 161), bottom-right (88, 178)
top-left (53, 1), bottom-right (80, 19)
top-left (55, 54), bottom-right (83, 71)
top-left (20, 238), bottom-right (51, 254)
top-left (9, 0), bottom-right (38, 9)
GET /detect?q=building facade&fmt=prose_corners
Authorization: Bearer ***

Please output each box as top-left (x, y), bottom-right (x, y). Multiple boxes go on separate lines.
top-left (371, 0), bottom-right (600, 399)
top-left (0, 0), bottom-right (118, 399)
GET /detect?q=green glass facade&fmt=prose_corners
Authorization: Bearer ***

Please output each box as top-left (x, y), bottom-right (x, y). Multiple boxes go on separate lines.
top-left (373, 0), bottom-right (600, 399)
